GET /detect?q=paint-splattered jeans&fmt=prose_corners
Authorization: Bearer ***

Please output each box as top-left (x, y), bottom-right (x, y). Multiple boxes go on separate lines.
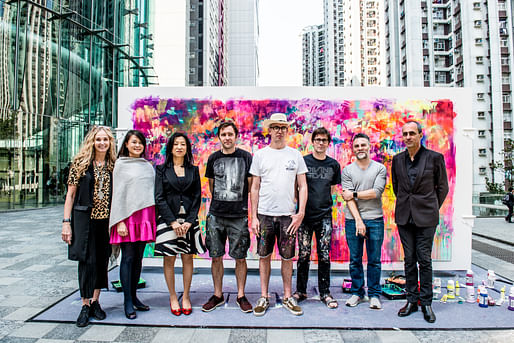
top-left (296, 216), bottom-right (333, 297)
top-left (345, 217), bottom-right (384, 299)
top-left (257, 214), bottom-right (295, 259)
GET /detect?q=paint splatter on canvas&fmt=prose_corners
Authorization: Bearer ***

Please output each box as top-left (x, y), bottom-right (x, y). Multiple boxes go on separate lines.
top-left (131, 97), bottom-right (456, 263)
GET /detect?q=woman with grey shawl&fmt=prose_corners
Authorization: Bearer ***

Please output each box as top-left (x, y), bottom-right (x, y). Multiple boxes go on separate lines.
top-left (109, 130), bottom-right (156, 320)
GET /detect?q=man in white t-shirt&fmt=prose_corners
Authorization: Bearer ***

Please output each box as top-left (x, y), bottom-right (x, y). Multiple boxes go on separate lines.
top-left (249, 113), bottom-right (308, 317)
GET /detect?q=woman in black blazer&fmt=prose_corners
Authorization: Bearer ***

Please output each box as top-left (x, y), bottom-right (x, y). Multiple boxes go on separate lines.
top-left (154, 132), bottom-right (201, 316)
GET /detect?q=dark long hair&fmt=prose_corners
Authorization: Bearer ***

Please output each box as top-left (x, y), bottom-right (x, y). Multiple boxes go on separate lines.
top-left (118, 130), bottom-right (147, 158)
top-left (164, 132), bottom-right (193, 166)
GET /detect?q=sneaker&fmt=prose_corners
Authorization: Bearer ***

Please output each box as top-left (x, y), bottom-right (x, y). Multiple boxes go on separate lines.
top-left (202, 295), bottom-right (225, 312)
top-left (253, 296), bottom-right (270, 317)
top-left (369, 297), bottom-right (382, 310)
top-left (282, 296), bottom-right (303, 316)
top-left (345, 295), bottom-right (369, 307)
top-left (76, 305), bottom-right (90, 327)
top-left (89, 300), bottom-right (106, 320)
top-left (236, 295), bottom-right (253, 313)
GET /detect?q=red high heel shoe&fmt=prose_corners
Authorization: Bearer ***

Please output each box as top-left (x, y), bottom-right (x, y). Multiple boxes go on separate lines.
top-left (182, 307), bottom-right (192, 315)
top-left (170, 302), bottom-right (182, 316)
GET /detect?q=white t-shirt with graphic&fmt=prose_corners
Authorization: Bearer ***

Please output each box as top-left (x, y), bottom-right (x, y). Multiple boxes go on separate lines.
top-left (250, 146), bottom-right (308, 216)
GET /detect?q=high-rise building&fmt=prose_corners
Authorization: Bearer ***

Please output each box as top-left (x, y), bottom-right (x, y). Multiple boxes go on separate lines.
top-left (384, 0), bottom-right (513, 193)
top-left (0, 0), bottom-right (156, 210)
top-left (226, 0), bottom-right (259, 86)
top-left (186, 0), bottom-right (259, 86)
top-left (342, 0), bottom-right (385, 86)
top-left (324, 0), bottom-right (345, 86)
top-left (302, 25), bottom-right (326, 86)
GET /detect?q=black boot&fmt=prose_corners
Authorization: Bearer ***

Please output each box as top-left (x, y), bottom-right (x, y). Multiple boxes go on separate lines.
top-left (398, 302), bottom-right (418, 317)
top-left (76, 304), bottom-right (90, 327)
top-left (421, 305), bottom-right (436, 323)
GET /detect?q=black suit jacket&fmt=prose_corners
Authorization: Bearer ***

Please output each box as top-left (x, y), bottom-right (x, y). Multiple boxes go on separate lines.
top-left (391, 146), bottom-right (449, 227)
top-left (155, 163), bottom-right (201, 225)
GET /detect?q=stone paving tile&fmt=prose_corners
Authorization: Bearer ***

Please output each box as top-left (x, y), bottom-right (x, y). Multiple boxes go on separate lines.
top-left (8, 323), bottom-right (57, 339)
top-left (77, 325), bottom-right (124, 341)
top-left (303, 329), bottom-right (342, 343)
top-left (0, 297), bottom-right (38, 308)
top-left (189, 328), bottom-right (231, 343)
top-left (3, 308), bottom-right (45, 321)
top-left (412, 330), bottom-right (494, 343)
top-left (0, 278), bottom-right (23, 286)
top-left (0, 321), bottom-right (24, 340)
top-left (0, 307), bottom-right (18, 319)
top-left (42, 323), bottom-right (89, 341)
top-left (488, 330), bottom-right (514, 343)
top-left (0, 337), bottom-right (38, 343)
top-left (150, 328), bottom-right (195, 343)
top-left (267, 329), bottom-right (304, 343)
top-left (114, 327), bottom-right (159, 342)
top-left (228, 328), bottom-right (266, 343)
top-left (35, 339), bottom-right (74, 343)
top-left (338, 330), bottom-right (381, 343)
top-left (376, 330), bottom-right (420, 343)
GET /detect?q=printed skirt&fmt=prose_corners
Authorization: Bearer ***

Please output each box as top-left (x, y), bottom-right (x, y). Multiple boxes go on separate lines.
top-left (154, 219), bottom-right (201, 256)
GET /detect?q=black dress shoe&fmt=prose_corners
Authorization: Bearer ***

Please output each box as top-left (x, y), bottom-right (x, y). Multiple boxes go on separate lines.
top-left (89, 301), bottom-right (106, 320)
top-left (133, 298), bottom-right (150, 311)
top-left (398, 302), bottom-right (418, 317)
top-left (125, 310), bottom-right (137, 320)
top-left (76, 305), bottom-right (90, 327)
top-left (421, 305), bottom-right (436, 323)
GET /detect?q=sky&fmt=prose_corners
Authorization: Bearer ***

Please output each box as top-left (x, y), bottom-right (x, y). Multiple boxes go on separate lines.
top-left (152, 0), bottom-right (323, 87)
top-left (257, 0), bottom-right (323, 86)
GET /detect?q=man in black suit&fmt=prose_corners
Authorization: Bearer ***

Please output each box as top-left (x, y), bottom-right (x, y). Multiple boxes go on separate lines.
top-left (392, 121), bottom-right (449, 323)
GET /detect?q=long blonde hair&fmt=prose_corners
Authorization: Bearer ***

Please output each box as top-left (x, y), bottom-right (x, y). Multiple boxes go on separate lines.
top-left (71, 126), bottom-right (116, 178)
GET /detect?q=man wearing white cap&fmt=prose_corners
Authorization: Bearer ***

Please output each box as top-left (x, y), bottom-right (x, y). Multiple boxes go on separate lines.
top-left (249, 113), bottom-right (308, 317)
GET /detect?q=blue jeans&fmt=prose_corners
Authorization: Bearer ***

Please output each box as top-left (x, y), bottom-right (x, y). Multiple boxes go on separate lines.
top-left (345, 218), bottom-right (384, 298)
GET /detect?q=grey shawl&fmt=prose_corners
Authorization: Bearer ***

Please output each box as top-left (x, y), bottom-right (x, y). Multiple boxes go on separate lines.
top-left (109, 157), bottom-right (156, 229)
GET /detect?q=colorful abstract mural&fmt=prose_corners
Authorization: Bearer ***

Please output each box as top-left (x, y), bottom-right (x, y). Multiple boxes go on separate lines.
top-left (130, 96), bottom-right (456, 263)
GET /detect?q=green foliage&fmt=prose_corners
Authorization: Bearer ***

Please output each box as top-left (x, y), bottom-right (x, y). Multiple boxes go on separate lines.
top-left (488, 138), bottom-right (514, 192)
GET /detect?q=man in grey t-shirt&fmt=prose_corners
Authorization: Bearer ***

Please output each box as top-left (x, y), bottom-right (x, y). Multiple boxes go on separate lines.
top-left (341, 133), bottom-right (387, 310)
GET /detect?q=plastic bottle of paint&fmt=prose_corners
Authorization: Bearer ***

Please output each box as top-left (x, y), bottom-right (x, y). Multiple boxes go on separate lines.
top-left (508, 286), bottom-right (514, 311)
top-left (466, 270), bottom-right (474, 287)
top-left (479, 286), bottom-right (488, 308)
top-left (487, 270), bottom-right (496, 288)
top-left (455, 280), bottom-right (460, 297)
top-left (447, 280), bottom-right (455, 299)
top-left (466, 285), bottom-right (475, 303)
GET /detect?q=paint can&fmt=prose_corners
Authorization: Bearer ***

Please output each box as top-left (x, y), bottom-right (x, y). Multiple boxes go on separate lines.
top-left (478, 286), bottom-right (488, 308)
top-left (466, 269), bottom-right (473, 287)
top-left (466, 285), bottom-right (475, 303)
top-left (447, 280), bottom-right (455, 299)
top-left (508, 286), bottom-right (514, 311)
top-left (486, 270), bottom-right (496, 288)
top-left (433, 277), bottom-right (441, 299)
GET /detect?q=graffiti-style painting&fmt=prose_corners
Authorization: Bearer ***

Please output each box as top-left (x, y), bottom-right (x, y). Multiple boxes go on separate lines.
top-left (129, 95), bottom-right (456, 263)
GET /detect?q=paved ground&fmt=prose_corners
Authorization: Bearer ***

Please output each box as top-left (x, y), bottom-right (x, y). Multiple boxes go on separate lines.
top-left (0, 206), bottom-right (513, 342)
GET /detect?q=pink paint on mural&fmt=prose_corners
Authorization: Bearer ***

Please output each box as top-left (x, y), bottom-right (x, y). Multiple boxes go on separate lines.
top-left (131, 97), bottom-right (456, 263)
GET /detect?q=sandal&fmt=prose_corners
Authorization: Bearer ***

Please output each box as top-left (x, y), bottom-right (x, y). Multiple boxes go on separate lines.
top-left (292, 292), bottom-right (308, 302)
top-left (321, 294), bottom-right (338, 309)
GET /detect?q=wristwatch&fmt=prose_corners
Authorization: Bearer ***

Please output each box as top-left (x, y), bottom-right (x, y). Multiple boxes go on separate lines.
top-left (353, 191), bottom-right (358, 199)
top-left (62, 218), bottom-right (71, 223)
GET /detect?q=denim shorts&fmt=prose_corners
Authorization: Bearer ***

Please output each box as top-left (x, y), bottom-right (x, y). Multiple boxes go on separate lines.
top-left (205, 214), bottom-right (250, 259)
top-left (257, 214), bottom-right (295, 260)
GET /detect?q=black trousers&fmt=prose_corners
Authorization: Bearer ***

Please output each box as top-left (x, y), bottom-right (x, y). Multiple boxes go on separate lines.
top-left (397, 223), bottom-right (436, 306)
top-left (506, 205), bottom-right (513, 222)
top-left (78, 219), bottom-right (111, 298)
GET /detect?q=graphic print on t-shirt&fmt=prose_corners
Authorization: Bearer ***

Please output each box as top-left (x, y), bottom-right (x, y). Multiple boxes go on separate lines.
top-left (307, 166), bottom-right (335, 180)
top-left (213, 157), bottom-right (245, 201)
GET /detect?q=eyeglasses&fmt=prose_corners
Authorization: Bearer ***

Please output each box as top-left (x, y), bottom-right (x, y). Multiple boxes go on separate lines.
top-left (313, 138), bottom-right (329, 144)
top-left (269, 126), bottom-right (288, 132)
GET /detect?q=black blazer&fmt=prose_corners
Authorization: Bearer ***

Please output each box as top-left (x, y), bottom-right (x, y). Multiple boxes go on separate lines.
top-left (155, 163), bottom-right (201, 225)
top-left (391, 146), bottom-right (449, 227)
top-left (68, 164), bottom-right (112, 262)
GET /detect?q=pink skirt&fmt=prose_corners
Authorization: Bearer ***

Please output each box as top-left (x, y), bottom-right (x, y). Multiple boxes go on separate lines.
top-left (110, 206), bottom-right (156, 244)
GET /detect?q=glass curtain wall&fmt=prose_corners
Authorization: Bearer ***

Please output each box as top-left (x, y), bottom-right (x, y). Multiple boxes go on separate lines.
top-left (0, 0), bottom-right (156, 210)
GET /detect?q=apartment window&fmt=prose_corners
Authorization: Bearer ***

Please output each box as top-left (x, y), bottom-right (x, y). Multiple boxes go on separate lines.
top-left (498, 2), bottom-right (506, 10)
top-left (423, 55), bottom-right (429, 64)
top-left (424, 72), bottom-right (430, 82)
top-left (477, 111), bottom-right (485, 119)
top-left (189, 67), bottom-right (196, 74)
top-left (478, 148), bottom-right (487, 156)
top-left (477, 93), bottom-right (485, 100)
top-left (476, 74), bottom-right (484, 82)
top-left (473, 2), bottom-right (480, 9)
top-left (503, 75), bottom-right (510, 84)
top-left (478, 130), bottom-right (486, 138)
top-left (501, 39), bottom-right (509, 47)
top-left (476, 56), bottom-right (483, 64)
top-left (501, 57), bottom-right (510, 65)
top-left (474, 20), bottom-right (482, 28)
top-left (503, 94), bottom-right (511, 103)
top-left (475, 38), bottom-right (482, 45)
top-left (478, 167), bottom-right (486, 175)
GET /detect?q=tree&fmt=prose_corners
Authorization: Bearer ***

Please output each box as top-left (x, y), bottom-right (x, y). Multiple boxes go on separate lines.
top-left (488, 138), bottom-right (514, 192)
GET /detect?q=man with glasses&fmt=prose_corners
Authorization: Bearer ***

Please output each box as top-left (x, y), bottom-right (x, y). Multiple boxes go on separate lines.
top-left (250, 113), bottom-right (308, 316)
top-left (392, 121), bottom-right (448, 323)
top-left (294, 127), bottom-right (341, 309)
top-left (341, 133), bottom-right (387, 310)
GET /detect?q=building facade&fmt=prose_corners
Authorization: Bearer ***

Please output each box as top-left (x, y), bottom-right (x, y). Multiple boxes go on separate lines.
top-left (186, 0), bottom-right (258, 86)
top-left (323, 0), bottom-right (345, 86)
top-left (385, 0), bottom-right (514, 193)
top-left (302, 24), bottom-right (326, 86)
top-left (0, 0), bottom-right (156, 210)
